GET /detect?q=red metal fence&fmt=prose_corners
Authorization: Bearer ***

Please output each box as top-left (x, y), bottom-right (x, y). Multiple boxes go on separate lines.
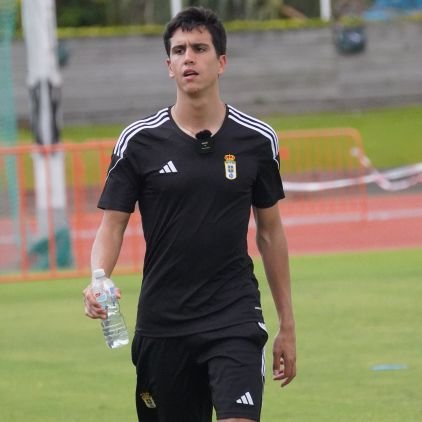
top-left (278, 128), bottom-right (367, 224)
top-left (0, 128), bottom-right (367, 282)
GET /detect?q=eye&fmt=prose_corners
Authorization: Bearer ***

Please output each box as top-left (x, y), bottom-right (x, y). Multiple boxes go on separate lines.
top-left (172, 47), bottom-right (184, 55)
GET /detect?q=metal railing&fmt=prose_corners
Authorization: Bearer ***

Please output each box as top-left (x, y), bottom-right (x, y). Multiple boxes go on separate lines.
top-left (0, 128), bottom-right (367, 282)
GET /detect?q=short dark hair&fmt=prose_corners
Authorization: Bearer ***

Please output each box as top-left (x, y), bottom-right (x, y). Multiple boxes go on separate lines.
top-left (163, 7), bottom-right (227, 57)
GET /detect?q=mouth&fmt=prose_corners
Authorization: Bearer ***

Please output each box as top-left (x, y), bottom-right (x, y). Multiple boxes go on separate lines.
top-left (183, 69), bottom-right (199, 78)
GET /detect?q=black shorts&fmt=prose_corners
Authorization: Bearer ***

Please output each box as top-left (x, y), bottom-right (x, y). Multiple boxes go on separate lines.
top-left (131, 322), bottom-right (269, 422)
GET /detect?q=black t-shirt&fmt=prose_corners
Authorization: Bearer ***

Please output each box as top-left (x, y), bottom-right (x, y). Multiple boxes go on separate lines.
top-left (98, 105), bottom-right (285, 337)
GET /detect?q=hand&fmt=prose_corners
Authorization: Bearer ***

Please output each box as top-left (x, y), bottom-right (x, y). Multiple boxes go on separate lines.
top-left (272, 326), bottom-right (296, 387)
top-left (82, 284), bottom-right (121, 320)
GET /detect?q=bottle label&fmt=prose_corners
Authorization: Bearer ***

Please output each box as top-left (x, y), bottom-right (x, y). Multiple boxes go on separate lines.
top-left (106, 285), bottom-right (116, 305)
top-left (93, 290), bottom-right (107, 306)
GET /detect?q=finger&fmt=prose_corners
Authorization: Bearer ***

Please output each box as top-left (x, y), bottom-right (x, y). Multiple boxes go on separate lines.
top-left (272, 347), bottom-right (282, 370)
top-left (272, 367), bottom-right (285, 380)
top-left (280, 361), bottom-right (296, 387)
top-left (85, 303), bottom-right (107, 319)
top-left (272, 355), bottom-right (284, 377)
top-left (83, 287), bottom-right (107, 319)
top-left (83, 286), bottom-right (95, 301)
top-left (281, 376), bottom-right (295, 388)
top-left (114, 287), bottom-right (122, 299)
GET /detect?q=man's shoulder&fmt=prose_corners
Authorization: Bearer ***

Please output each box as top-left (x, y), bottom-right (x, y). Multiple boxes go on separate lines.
top-left (112, 107), bottom-right (171, 157)
top-left (123, 107), bottom-right (171, 136)
top-left (226, 104), bottom-right (278, 139)
top-left (226, 104), bottom-right (279, 157)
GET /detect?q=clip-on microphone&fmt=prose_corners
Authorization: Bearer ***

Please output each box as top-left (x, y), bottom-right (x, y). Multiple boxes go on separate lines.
top-left (195, 130), bottom-right (213, 154)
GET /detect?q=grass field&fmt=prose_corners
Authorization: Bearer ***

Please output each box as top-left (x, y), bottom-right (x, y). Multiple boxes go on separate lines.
top-left (266, 105), bottom-right (422, 169)
top-left (1, 248), bottom-right (421, 421)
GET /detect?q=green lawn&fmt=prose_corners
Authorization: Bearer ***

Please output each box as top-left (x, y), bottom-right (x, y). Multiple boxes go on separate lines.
top-left (1, 248), bottom-right (421, 421)
top-left (17, 105), bottom-right (422, 169)
top-left (265, 105), bottom-right (422, 169)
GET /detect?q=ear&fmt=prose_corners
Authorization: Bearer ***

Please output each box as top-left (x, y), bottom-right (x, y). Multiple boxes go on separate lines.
top-left (166, 57), bottom-right (175, 79)
top-left (218, 54), bottom-right (227, 76)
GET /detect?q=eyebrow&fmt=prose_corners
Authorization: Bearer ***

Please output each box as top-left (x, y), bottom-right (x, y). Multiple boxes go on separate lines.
top-left (171, 42), bottom-right (210, 51)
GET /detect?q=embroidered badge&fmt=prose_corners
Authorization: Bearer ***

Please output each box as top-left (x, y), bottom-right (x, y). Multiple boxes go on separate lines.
top-left (140, 392), bottom-right (157, 409)
top-left (224, 154), bottom-right (237, 180)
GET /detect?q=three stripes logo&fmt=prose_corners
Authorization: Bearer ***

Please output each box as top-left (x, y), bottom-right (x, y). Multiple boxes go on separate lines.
top-left (236, 391), bottom-right (254, 406)
top-left (159, 160), bottom-right (178, 174)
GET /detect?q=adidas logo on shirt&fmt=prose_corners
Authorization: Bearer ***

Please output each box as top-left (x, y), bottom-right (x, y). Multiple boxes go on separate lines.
top-left (236, 392), bottom-right (254, 406)
top-left (159, 161), bottom-right (178, 174)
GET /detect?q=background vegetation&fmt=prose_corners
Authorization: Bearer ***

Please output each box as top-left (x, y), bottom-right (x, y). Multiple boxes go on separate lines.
top-left (16, 1), bottom-right (422, 39)
top-left (53, 0), bottom-right (321, 26)
top-left (13, 0), bottom-right (375, 27)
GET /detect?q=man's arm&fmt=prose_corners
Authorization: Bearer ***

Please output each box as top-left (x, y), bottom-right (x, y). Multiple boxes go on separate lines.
top-left (253, 203), bottom-right (296, 387)
top-left (83, 209), bottom-right (131, 320)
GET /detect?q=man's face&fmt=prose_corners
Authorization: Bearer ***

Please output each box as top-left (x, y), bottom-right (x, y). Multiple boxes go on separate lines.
top-left (166, 27), bottom-right (227, 95)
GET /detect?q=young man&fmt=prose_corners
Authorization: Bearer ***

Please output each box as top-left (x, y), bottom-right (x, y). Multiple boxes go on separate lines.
top-left (83, 6), bottom-right (296, 422)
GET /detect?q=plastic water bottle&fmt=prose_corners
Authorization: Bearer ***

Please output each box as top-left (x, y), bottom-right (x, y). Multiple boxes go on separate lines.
top-left (91, 268), bottom-right (129, 349)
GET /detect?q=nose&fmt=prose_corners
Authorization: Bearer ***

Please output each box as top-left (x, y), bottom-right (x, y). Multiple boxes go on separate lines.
top-left (184, 47), bottom-right (195, 64)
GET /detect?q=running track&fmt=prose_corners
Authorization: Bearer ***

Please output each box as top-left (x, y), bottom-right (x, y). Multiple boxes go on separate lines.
top-left (0, 192), bottom-right (421, 282)
top-left (248, 192), bottom-right (422, 256)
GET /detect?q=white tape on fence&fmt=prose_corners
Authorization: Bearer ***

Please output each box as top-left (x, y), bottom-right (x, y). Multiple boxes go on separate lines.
top-left (284, 148), bottom-right (422, 192)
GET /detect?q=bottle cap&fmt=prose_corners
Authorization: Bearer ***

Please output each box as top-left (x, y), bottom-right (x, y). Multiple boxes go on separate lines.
top-left (93, 268), bottom-right (106, 279)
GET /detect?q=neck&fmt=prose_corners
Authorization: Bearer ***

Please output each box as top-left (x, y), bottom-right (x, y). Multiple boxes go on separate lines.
top-left (172, 95), bottom-right (226, 136)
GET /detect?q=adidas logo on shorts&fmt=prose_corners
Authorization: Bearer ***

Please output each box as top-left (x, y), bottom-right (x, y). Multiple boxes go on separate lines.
top-left (236, 391), bottom-right (254, 406)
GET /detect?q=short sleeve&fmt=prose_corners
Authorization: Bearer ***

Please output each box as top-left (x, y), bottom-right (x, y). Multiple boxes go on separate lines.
top-left (97, 153), bottom-right (139, 213)
top-left (252, 151), bottom-right (285, 208)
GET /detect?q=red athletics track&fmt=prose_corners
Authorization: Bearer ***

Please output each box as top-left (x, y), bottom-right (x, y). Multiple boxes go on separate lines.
top-left (0, 192), bottom-right (421, 280)
top-left (247, 192), bottom-right (422, 256)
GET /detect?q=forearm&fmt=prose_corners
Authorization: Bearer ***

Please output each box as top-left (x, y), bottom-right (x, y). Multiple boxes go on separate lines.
top-left (255, 208), bottom-right (296, 386)
top-left (84, 210), bottom-right (129, 320)
top-left (90, 211), bottom-right (129, 277)
top-left (257, 226), bottom-right (295, 329)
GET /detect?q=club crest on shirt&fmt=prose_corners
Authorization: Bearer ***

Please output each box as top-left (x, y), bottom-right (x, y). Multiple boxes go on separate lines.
top-left (224, 154), bottom-right (237, 180)
top-left (140, 392), bottom-right (157, 409)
